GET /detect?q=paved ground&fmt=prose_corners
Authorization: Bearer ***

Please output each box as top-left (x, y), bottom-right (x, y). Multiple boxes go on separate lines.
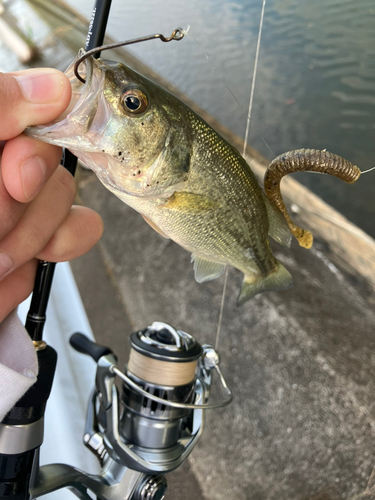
top-left (2, 2), bottom-right (374, 498)
top-left (71, 164), bottom-right (375, 500)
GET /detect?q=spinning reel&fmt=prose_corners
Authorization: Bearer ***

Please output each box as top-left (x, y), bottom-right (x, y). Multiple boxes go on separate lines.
top-left (30, 321), bottom-right (232, 500)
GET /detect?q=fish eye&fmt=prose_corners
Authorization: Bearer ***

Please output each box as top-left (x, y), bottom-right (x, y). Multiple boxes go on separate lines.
top-left (121, 88), bottom-right (148, 114)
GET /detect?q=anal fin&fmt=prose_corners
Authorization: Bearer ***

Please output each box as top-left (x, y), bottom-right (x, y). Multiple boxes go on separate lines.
top-left (191, 255), bottom-right (226, 283)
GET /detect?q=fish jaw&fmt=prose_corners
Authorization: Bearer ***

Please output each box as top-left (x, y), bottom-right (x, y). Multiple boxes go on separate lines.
top-left (25, 54), bottom-right (190, 199)
top-left (25, 52), bottom-right (103, 153)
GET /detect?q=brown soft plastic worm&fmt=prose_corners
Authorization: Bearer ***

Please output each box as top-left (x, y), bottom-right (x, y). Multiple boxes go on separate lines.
top-left (264, 149), bottom-right (361, 249)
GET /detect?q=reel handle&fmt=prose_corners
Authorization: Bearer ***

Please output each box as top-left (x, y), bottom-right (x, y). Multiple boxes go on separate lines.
top-left (70, 333), bottom-right (114, 362)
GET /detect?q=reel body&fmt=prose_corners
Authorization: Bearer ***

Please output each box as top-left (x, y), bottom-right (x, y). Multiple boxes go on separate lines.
top-left (30, 322), bottom-right (231, 500)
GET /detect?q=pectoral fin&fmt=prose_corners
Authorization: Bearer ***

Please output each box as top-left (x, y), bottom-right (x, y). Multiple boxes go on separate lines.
top-left (141, 215), bottom-right (169, 239)
top-left (191, 255), bottom-right (226, 283)
top-left (163, 192), bottom-right (221, 214)
top-left (262, 192), bottom-right (292, 248)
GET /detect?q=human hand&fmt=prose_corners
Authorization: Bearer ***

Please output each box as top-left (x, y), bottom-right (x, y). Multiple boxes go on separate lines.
top-left (0, 68), bottom-right (103, 322)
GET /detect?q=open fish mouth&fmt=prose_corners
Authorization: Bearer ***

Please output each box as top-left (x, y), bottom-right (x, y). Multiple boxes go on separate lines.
top-left (24, 53), bottom-right (141, 196)
top-left (25, 53), bottom-right (182, 200)
top-left (25, 52), bottom-right (104, 152)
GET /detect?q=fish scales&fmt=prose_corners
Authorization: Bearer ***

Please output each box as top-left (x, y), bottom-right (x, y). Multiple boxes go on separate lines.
top-left (25, 55), bottom-right (293, 304)
top-left (121, 107), bottom-right (275, 275)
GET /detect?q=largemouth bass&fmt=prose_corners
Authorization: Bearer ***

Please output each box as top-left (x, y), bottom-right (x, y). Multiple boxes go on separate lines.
top-left (26, 54), bottom-right (294, 305)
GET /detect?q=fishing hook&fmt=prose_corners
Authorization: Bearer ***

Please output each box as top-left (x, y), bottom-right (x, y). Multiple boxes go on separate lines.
top-left (74, 27), bottom-right (185, 84)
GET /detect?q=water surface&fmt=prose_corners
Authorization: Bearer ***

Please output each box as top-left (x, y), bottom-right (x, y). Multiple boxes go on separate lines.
top-left (54, 0), bottom-right (375, 238)
top-left (1, 0), bottom-right (374, 236)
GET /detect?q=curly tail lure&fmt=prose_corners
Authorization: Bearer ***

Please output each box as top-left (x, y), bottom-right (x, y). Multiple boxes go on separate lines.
top-left (264, 149), bottom-right (361, 249)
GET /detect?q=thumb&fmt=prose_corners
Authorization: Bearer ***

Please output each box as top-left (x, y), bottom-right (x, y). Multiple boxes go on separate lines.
top-left (0, 69), bottom-right (71, 141)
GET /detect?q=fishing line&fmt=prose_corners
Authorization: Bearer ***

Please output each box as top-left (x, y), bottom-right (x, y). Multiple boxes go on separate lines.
top-left (182, 27), bottom-right (243, 109)
top-left (259, 132), bottom-right (275, 157)
top-left (361, 166), bottom-right (375, 175)
top-left (215, 267), bottom-right (229, 351)
top-left (242, 0), bottom-right (266, 157)
top-left (215, 0), bottom-right (267, 352)
top-left (184, 24), bottom-right (273, 155)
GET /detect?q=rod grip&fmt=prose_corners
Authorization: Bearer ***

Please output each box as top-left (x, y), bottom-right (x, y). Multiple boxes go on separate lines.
top-left (0, 449), bottom-right (36, 500)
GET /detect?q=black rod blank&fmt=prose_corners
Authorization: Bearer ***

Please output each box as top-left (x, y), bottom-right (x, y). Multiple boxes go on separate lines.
top-left (25, 261), bottom-right (55, 342)
top-left (25, 0), bottom-right (112, 341)
top-left (85, 0), bottom-right (112, 54)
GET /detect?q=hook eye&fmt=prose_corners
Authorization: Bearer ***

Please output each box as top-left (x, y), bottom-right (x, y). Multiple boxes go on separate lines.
top-left (73, 27), bottom-right (185, 84)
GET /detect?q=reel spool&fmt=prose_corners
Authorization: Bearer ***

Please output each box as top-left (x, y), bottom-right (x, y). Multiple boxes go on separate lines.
top-left (120, 322), bottom-right (203, 450)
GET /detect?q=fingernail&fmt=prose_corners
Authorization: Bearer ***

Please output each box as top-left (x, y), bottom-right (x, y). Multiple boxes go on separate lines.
top-left (14, 69), bottom-right (65, 104)
top-left (21, 156), bottom-right (47, 200)
top-left (0, 253), bottom-right (13, 280)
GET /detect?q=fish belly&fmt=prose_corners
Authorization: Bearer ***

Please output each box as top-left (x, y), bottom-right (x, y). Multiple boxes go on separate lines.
top-left (115, 186), bottom-right (276, 280)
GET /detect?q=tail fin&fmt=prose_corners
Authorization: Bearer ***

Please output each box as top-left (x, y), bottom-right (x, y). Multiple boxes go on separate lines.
top-left (237, 262), bottom-right (292, 306)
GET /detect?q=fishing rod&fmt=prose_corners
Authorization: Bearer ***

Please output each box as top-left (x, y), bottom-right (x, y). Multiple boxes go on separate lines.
top-left (0, 2), bottom-right (112, 500)
top-left (25, 0), bottom-right (112, 342)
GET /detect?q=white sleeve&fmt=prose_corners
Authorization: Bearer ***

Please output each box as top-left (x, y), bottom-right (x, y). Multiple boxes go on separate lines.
top-left (0, 309), bottom-right (38, 421)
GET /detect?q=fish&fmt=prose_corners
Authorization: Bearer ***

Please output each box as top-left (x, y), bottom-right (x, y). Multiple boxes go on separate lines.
top-left (26, 53), bottom-right (297, 305)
